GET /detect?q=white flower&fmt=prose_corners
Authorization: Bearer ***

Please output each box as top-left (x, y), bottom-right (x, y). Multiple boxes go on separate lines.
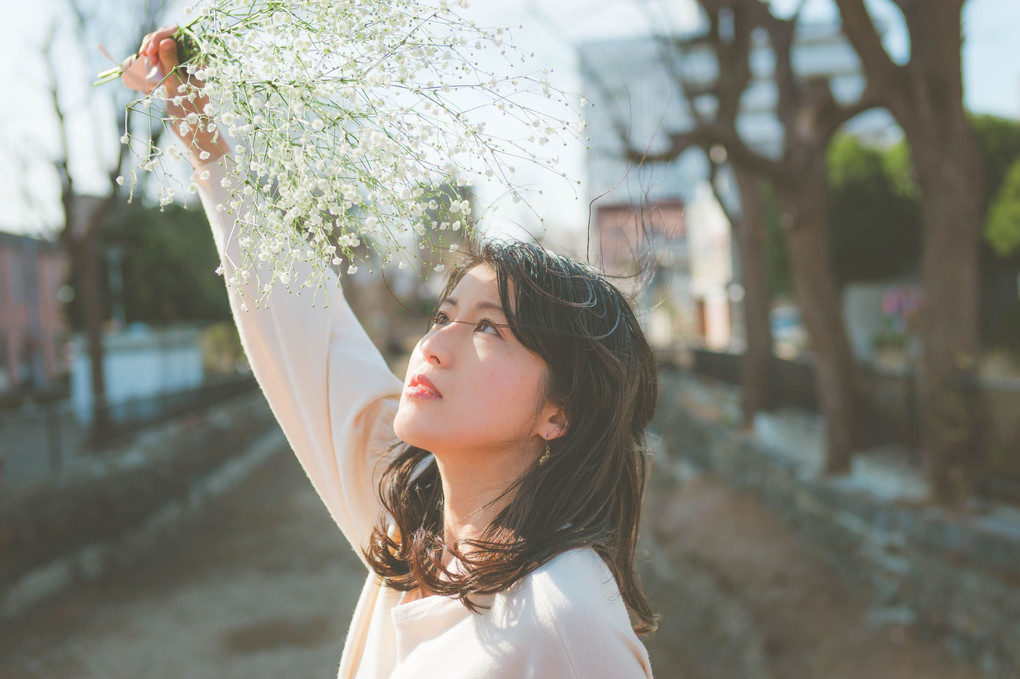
top-left (114, 0), bottom-right (582, 304)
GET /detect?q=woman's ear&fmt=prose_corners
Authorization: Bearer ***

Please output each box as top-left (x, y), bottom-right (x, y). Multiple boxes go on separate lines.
top-left (541, 405), bottom-right (569, 442)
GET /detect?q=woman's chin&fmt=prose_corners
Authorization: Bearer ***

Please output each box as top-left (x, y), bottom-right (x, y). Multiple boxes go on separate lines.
top-left (393, 408), bottom-right (435, 450)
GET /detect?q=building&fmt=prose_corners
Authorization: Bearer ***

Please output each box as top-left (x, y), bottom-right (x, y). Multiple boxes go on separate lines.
top-left (579, 23), bottom-right (896, 349)
top-left (594, 199), bottom-right (697, 348)
top-left (0, 232), bottom-right (70, 395)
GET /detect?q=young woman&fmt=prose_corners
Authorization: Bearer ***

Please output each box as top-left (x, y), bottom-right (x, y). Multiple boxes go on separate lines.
top-left (135, 27), bottom-right (658, 678)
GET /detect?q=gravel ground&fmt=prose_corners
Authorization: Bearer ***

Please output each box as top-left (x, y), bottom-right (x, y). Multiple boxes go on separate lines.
top-left (638, 458), bottom-right (982, 679)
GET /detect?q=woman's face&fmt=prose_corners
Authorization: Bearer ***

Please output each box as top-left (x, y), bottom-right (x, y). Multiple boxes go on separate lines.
top-left (393, 264), bottom-right (556, 457)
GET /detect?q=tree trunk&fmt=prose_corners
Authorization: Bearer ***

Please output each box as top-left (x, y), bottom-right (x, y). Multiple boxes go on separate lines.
top-left (912, 134), bottom-right (985, 504)
top-left (777, 172), bottom-right (866, 473)
top-left (69, 231), bottom-right (111, 442)
top-left (732, 168), bottom-right (774, 424)
top-left (903, 3), bottom-right (984, 504)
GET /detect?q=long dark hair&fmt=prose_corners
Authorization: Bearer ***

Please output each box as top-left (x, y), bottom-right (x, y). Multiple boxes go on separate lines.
top-left (364, 240), bottom-right (659, 634)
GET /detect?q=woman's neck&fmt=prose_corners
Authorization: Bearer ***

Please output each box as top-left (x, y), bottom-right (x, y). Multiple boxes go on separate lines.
top-left (438, 469), bottom-right (509, 548)
top-left (433, 444), bottom-right (535, 549)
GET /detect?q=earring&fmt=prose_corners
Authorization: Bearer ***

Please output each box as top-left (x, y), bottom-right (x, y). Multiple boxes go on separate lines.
top-left (539, 441), bottom-right (551, 466)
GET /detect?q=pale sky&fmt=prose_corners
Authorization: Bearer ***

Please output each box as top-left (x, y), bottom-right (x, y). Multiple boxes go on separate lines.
top-left (1, 0), bottom-right (1017, 241)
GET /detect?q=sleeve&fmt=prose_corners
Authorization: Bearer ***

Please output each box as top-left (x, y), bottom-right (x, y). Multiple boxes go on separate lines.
top-left (193, 155), bottom-right (405, 566)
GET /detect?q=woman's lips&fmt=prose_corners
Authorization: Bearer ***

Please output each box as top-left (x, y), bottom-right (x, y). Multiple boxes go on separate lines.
top-left (406, 374), bottom-right (442, 399)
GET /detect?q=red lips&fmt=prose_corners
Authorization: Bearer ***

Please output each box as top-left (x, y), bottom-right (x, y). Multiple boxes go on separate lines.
top-left (407, 374), bottom-right (443, 398)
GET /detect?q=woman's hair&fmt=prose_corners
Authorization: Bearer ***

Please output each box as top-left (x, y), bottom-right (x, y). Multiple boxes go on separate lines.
top-left (364, 240), bottom-right (659, 634)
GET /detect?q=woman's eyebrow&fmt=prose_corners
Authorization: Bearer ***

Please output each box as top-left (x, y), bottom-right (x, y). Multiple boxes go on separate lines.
top-left (440, 297), bottom-right (507, 316)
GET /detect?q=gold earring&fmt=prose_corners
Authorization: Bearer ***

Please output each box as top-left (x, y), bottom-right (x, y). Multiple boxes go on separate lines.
top-left (539, 442), bottom-right (551, 466)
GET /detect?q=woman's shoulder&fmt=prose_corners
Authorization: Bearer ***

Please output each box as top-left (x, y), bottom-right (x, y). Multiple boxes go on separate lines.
top-left (532, 548), bottom-right (615, 591)
top-left (527, 547), bottom-right (628, 617)
top-left (488, 548), bottom-right (652, 676)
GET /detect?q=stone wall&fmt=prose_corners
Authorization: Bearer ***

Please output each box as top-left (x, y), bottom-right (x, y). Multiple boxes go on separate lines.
top-left (687, 347), bottom-right (1020, 499)
top-left (0, 391), bottom-right (281, 623)
top-left (655, 371), bottom-right (1020, 679)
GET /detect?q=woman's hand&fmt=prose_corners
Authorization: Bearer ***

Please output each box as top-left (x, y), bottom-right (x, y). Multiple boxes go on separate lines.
top-left (130, 25), bottom-right (229, 167)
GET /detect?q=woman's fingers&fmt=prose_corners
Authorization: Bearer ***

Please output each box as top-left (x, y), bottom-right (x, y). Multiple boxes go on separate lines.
top-left (140, 26), bottom-right (177, 67)
top-left (157, 38), bottom-right (184, 94)
top-left (153, 28), bottom-right (176, 63)
top-left (142, 31), bottom-right (159, 66)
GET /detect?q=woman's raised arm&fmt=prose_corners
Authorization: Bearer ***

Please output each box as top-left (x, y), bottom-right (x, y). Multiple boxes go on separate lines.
top-left (130, 28), bottom-right (405, 563)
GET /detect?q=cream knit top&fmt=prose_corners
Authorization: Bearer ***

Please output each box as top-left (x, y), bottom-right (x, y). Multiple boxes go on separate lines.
top-left (196, 158), bottom-right (654, 678)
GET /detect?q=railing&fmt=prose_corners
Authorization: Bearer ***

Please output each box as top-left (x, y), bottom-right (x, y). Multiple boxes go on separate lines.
top-left (0, 375), bottom-right (258, 490)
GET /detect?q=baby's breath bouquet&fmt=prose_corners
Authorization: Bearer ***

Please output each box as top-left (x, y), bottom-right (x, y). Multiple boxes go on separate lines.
top-left (103, 0), bottom-right (583, 305)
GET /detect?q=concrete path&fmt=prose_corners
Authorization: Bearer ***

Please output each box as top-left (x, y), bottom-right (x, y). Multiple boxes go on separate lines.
top-left (0, 446), bottom-right (363, 679)
top-left (0, 435), bottom-right (985, 679)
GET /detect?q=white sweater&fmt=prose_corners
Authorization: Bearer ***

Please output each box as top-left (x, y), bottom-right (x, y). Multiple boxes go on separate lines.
top-left (196, 158), bottom-right (654, 679)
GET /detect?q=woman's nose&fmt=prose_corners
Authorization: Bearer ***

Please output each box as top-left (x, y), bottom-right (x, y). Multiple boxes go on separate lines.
top-left (419, 325), bottom-right (454, 367)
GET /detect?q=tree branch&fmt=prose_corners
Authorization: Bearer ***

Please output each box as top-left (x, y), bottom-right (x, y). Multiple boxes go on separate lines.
top-left (747, 2), bottom-right (801, 140)
top-left (832, 0), bottom-right (903, 100)
top-left (42, 23), bottom-right (77, 245)
top-left (818, 85), bottom-right (882, 141)
top-left (706, 156), bottom-right (738, 227)
top-left (624, 122), bottom-right (788, 181)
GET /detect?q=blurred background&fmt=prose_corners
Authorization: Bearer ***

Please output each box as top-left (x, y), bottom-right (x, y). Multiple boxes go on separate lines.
top-left (1, 1), bottom-right (1019, 678)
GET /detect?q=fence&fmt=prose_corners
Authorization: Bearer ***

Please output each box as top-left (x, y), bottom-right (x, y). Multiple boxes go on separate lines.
top-left (687, 348), bottom-right (1020, 503)
top-left (0, 375), bottom-right (258, 490)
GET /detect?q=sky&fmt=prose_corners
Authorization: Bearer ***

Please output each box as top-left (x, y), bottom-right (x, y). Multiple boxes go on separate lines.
top-left (0, 0), bottom-right (1018, 242)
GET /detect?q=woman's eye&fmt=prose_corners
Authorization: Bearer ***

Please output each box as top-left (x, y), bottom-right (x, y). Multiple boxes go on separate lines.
top-left (432, 311), bottom-right (450, 326)
top-left (476, 319), bottom-right (501, 335)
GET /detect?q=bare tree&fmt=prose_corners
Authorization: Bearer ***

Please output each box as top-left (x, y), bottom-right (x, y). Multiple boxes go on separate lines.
top-left (833, 0), bottom-right (984, 504)
top-left (42, 0), bottom-right (168, 440)
top-left (651, 7), bottom-right (777, 425)
top-left (592, 0), bottom-right (876, 471)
